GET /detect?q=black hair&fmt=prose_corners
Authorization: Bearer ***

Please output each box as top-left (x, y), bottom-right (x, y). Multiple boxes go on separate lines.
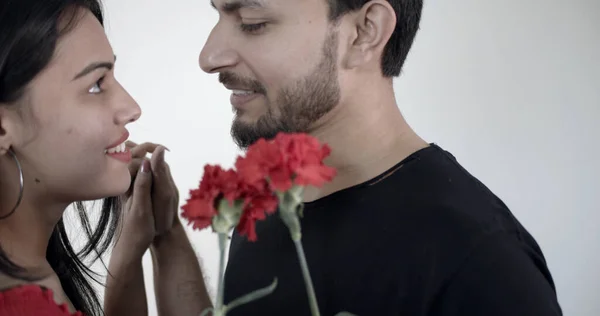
top-left (327, 0), bottom-right (423, 77)
top-left (0, 1), bottom-right (120, 315)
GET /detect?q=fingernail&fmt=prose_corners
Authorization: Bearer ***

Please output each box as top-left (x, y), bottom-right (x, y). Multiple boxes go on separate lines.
top-left (141, 160), bottom-right (151, 173)
top-left (155, 143), bottom-right (170, 152)
top-left (156, 147), bottom-right (166, 160)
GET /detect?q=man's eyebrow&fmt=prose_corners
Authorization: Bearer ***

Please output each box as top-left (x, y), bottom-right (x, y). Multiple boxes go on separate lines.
top-left (210, 0), bottom-right (265, 12)
top-left (72, 55), bottom-right (117, 80)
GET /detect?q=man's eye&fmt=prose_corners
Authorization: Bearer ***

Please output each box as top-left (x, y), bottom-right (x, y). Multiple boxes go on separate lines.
top-left (240, 22), bottom-right (267, 33)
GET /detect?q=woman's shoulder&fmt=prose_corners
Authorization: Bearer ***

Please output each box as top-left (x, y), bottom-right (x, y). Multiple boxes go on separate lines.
top-left (0, 283), bottom-right (83, 316)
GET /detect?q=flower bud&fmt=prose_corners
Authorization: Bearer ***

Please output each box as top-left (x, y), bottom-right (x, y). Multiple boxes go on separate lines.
top-left (212, 199), bottom-right (244, 234)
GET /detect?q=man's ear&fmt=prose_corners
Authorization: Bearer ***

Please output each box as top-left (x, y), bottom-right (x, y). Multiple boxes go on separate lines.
top-left (0, 106), bottom-right (17, 156)
top-left (344, 0), bottom-right (396, 71)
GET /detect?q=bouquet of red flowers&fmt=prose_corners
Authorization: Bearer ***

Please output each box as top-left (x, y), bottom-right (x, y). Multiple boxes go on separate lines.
top-left (181, 132), bottom-right (353, 316)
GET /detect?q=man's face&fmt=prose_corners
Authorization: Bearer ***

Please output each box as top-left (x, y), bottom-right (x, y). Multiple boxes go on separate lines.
top-left (200, 0), bottom-right (342, 148)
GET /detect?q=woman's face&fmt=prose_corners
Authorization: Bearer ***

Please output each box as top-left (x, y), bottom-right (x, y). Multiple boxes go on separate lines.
top-left (0, 10), bottom-right (141, 204)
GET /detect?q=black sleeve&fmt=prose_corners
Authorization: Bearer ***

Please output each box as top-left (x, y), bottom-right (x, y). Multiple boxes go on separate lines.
top-left (430, 233), bottom-right (563, 316)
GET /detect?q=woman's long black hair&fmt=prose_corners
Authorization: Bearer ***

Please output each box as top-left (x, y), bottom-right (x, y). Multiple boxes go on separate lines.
top-left (0, 1), bottom-right (121, 315)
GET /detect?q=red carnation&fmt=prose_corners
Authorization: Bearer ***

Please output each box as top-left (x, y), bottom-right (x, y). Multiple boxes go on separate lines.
top-left (236, 180), bottom-right (278, 241)
top-left (181, 165), bottom-right (241, 231)
top-left (182, 133), bottom-right (336, 242)
top-left (181, 165), bottom-right (278, 241)
top-left (274, 133), bottom-right (336, 188)
top-left (236, 132), bottom-right (336, 191)
top-left (236, 138), bottom-right (293, 192)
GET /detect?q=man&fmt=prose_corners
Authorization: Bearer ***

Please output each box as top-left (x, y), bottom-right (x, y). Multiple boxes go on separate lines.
top-left (199, 0), bottom-right (562, 315)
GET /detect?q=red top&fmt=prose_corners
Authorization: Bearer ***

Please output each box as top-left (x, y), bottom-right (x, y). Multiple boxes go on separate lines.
top-left (0, 284), bottom-right (83, 316)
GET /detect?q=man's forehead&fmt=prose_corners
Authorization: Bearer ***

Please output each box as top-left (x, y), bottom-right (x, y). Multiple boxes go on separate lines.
top-left (210, 0), bottom-right (324, 11)
top-left (209, 0), bottom-right (329, 19)
top-left (210, 0), bottom-right (268, 11)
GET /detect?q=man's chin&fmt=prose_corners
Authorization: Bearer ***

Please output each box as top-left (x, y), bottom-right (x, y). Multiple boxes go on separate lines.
top-left (231, 125), bottom-right (277, 150)
top-left (233, 108), bottom-right (265, 123)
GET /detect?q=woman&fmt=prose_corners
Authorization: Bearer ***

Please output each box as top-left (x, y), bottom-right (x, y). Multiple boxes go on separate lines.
top-left (0, 0), bottom-right (211, 315)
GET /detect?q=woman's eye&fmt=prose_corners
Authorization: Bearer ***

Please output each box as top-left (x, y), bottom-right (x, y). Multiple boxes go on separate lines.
top-left (88, 77), bottom-right (104, 94)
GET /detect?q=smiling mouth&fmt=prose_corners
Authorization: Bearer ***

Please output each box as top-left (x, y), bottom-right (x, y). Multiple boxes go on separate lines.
top-left (231, 89), bottom-right (257, 95)
top-left (229, 88), bottom-right (263, 108)
top-left (104, 141), bottom-right (127, 154)
top-left (104, 131), bottom-right (132, 163)
top-left (104, 140), bottom-right (132, 163)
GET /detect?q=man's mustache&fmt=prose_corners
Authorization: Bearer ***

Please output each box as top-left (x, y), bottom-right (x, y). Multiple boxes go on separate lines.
top-left (219, 72), bottom-right (266, 94)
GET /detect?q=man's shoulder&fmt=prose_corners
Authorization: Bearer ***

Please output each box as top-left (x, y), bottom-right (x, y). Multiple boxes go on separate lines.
top-left (368, 144), bottom-right (523, 236)
top-left (362, 162), bottom-right (534, 274)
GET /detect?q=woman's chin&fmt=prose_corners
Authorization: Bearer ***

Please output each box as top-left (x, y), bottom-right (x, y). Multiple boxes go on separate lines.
top-left (69, 172), bottom-right (132, 202)
top-left (95, 173), bottom-right (132, 199)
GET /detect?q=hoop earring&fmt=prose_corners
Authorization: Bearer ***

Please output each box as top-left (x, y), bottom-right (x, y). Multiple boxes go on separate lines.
top-left (0, 149), bottom-right (24, 219)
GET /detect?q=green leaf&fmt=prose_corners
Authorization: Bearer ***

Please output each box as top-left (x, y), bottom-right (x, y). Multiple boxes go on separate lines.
top-left (224, 278), bottom-right (278, 313)
top-left (199, 307), bottom-right (214, 316)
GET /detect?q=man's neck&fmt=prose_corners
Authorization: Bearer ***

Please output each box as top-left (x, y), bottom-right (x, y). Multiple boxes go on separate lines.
top-left (305, 80), bottom-right (428, 202)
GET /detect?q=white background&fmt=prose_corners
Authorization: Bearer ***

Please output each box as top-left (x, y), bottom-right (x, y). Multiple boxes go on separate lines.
top-left (82, 0), bottom-right (600, 315)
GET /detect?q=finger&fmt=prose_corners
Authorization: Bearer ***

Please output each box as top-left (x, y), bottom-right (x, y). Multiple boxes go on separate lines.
top-left (129, 159), bottom-right (153, 212)
top-left (131, 143), bottom-right (158, 158)
top-left (163, 163), bottom-right (177, 191)
top-left (149, 146), bottom-right (178, 234)
top-left (149, 146), bottom-right (167, 171)
top-left (115, 196), bottom-right (134, 240)
top-left (162, 159), bottom-right (178, 198)
top-left (125, 140), bottom-right (138, 148)
top-left (131, 142), bottom-right (160, 159)
top-left (124, 158), bottom-right (145, 198)
top-left (150, 146), bottom-right (176, 189)
top-left (122, 195), bottom-right (133, 216)
top-left (128, 157), bottom-right (144, 178)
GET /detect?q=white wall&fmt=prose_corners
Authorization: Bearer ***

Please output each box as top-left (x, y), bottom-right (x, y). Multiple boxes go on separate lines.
top-left (91, 0), bottom-right (599, 315)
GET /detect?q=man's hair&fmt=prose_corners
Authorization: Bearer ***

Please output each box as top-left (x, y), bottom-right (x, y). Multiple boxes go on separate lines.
top-left (327, 0), bottom-right (423, 77)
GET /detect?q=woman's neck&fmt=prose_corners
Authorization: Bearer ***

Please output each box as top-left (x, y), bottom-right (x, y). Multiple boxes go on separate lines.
top-left (0, 198), bottom-right (68, 270)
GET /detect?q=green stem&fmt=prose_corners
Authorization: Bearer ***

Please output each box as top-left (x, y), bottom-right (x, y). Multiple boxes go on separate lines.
top-left (293, 239), bottom-right (320, 316)
top-left (215, 233), bottom-right (228, 313)
top-left (224, 278), bottom-right (278, 313)
top-left (199, 308), bottom-right (214, 316)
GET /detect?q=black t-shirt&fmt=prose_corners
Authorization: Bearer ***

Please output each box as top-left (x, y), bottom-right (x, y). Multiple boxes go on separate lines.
top-left (223, 144), bottom-right (562, 315)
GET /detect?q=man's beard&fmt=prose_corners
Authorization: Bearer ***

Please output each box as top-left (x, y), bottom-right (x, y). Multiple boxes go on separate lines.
top-left (225, 29), bottom-right (341, 149)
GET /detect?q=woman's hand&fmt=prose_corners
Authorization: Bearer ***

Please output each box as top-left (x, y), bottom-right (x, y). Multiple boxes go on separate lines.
top-left (122, 143), bottom-right (211, 316)
top-left (127, 141), bottom-right (179, 234)
top-left (116, 141), bottom-right (179, 257)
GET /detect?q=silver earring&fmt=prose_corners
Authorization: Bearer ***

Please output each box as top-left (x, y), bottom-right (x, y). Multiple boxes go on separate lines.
top-left (0, 149), bottom-right (24, 219)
